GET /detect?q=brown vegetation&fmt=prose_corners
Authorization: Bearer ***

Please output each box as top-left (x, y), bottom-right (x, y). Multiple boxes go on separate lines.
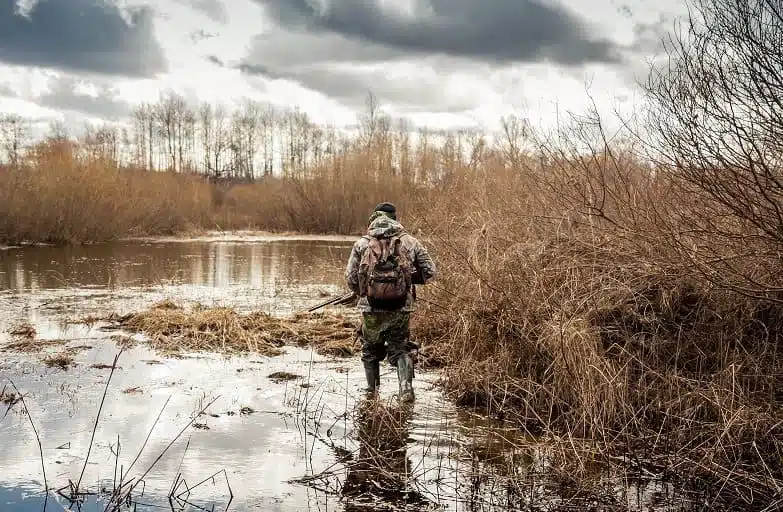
top-left (404, 2), bottom-right (783, 505)
top-left (8, 323), bottom-right (36, 338)
top-left (42, 352), bottom-right (74, 370)
top-left (116, 301), bottom-right (359, 357)
top-left (0, 140), bottom-right (213, 244)
top-left (0, 92), bottom-right (429, 243)
top-left (268, 371), bottom-right (302, 383)
top-left (1, 338), bottom-right (64, 352)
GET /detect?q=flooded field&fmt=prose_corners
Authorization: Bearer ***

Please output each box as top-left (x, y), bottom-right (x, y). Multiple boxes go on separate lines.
top-left (0, 235), bottom-right (693, 511)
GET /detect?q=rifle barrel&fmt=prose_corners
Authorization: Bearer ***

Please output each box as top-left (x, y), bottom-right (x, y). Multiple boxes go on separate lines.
top-left (307, 292), bottom-right (355, 313)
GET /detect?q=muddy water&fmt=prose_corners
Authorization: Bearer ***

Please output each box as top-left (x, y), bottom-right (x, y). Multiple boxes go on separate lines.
top-left (0, 235), bottom-right (687, 511)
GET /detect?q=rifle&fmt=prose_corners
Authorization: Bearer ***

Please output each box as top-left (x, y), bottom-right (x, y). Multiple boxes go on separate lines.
top-left (307, 291), bottom-right (357, 313)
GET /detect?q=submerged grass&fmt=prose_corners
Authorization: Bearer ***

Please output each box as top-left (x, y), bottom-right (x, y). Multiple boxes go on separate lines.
top-left (8, 323), bottom-right (36, 339)
top-left (116, 301), bottom-right (359, 357)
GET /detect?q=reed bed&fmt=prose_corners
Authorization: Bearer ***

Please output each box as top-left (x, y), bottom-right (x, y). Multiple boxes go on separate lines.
top-left (116, 301), bottom-right (359, 357)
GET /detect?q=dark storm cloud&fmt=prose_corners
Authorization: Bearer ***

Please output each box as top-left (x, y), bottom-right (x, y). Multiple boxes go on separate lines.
top-left (245, 28), bottom-right (400, 69)
top-left (252, 0), bottom-right (622, 66)
top-left (0, 0), bottom-right (167, 76)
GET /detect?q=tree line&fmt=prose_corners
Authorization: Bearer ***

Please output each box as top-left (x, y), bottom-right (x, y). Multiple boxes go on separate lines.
top-left (0, 91), bottom-right (532, 183)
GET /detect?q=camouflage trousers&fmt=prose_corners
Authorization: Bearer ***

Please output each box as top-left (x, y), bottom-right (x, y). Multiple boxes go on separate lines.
top-left (360, 311), bottom-right (412, 367)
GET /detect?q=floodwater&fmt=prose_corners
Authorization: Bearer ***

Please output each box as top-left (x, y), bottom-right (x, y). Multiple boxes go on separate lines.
top-left (0, 234), bottom-right (690, 511)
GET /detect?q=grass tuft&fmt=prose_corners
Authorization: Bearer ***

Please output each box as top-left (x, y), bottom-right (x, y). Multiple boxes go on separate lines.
top-left (115, 303), bottom-right (359, 357)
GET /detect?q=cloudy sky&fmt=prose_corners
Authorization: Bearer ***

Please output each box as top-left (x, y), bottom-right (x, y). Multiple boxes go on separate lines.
top-left (0, 0), bottom-right (686, 133)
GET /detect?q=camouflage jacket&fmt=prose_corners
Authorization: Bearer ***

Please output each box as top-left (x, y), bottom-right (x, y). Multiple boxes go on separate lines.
top-left (345, 212), bottom-right (437, 313)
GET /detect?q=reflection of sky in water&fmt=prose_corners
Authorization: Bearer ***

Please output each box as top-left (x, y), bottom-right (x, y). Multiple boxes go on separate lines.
top-left (0, 237), bottom-right (355, 292)
top-left (0, 340), bottom-right (686, 512)
top-left (0, 341), bottom-right (472, 511)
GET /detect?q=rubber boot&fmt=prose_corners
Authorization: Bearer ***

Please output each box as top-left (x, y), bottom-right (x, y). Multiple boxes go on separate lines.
top-left (396, 354), bottom-right (415, 403)
top-left (363, 361), bottom-right (380, 394)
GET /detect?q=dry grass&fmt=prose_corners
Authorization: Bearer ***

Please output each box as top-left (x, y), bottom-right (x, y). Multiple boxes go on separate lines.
top-left (114, 301), bottom-right (359, 357)
top-left (0, 141), bottom-right (421, 244)
top-left (1, 338), bottom-right (65, 352)
top-left (43, 352), bottom-right (74, 370)
top-left (8, 323), bottom-right (36, 338)
top-left (214, 155), bottom-right (421, 234)
top-left (268, 371), bottom-right (301, 382)
top-left (0, 141), bottom-right (213, 244)
top-left (2, 108), bottom-right (782, 508)
top-left (0, 385), bottom-right (20, 406)
top-left (409, 149), bottom-right (783, 508)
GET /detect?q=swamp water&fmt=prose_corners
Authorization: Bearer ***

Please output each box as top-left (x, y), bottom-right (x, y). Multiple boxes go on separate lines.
top-left (0, 235), bottom-right (690, 511)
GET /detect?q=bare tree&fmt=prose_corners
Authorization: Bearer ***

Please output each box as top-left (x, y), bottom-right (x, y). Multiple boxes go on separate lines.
top-left (644, 0), bottom-right (783, 299)
top-left (394, 118), bottom-right (412, 183)
top-left (0, 114), bottom-right (30, 167)
top-left (132, 102), bottom-right (156, 170)
top-left (230, 99), bottom-right (264, 180)
top-left (260, 106), bottom-right (275, 176)
top-left (497, 115), bottom-right (530, 168)
top-left (156, 91), bottom-right (191, 172)
top-left (82, 123), bottom-right (120, 166)
top-left (359, 91), bottom-right (381, 152)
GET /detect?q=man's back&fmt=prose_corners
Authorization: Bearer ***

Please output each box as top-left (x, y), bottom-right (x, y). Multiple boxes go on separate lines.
top-left (345, 211), bottom-right (436, 313)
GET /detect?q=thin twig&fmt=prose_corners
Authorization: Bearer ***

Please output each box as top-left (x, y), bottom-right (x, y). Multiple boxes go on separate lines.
top-left (6, 378), bottom-right (48, 493)
top-left (76, 348), bottom-right (124, 493)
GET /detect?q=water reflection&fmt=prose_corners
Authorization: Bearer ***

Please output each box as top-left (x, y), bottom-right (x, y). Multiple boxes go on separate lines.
top-left (341, 400), bottom-right (433, 510)
top-left (0, 237), bottom-right (356, 343)
top-left (0, 238), bottom-right (354, 292)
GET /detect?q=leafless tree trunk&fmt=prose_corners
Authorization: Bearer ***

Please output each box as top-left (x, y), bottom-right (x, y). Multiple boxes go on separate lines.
top-left (229, 99), bottom-right (264, 181)
top-left (0, 114), bottom-right (30, 167)
top-left (260, 106), bottom-right (275, 176)
top-left (200, 103), bottom-right (229, 178)
top-left (132, 102), bottom-right (156, 170)
top-left (498, 115), bottom-right (530, 168)
top-left (82, 123), bottom-right (120, 166)
top-left (156, 91), bottom-right (191, 172)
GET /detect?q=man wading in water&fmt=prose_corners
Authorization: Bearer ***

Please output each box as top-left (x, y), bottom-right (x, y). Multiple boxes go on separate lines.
top-left (345, 202), bottom-right (437, 402)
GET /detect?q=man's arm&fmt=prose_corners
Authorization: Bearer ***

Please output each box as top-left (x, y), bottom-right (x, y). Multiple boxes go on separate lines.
top-left (345, 240), bottom-right (363, 294)
top-left (411, 239), bottom-right (437, 284)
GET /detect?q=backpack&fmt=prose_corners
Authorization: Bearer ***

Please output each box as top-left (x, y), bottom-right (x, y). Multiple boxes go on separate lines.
top-left (358, 234), bottom-right (413, 310)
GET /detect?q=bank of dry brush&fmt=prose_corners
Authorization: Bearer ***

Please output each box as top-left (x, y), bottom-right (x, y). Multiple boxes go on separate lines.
top-left (0, 139), bottom-right (422, 244)
top-left (409, 144), bottom-right (783, 508)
